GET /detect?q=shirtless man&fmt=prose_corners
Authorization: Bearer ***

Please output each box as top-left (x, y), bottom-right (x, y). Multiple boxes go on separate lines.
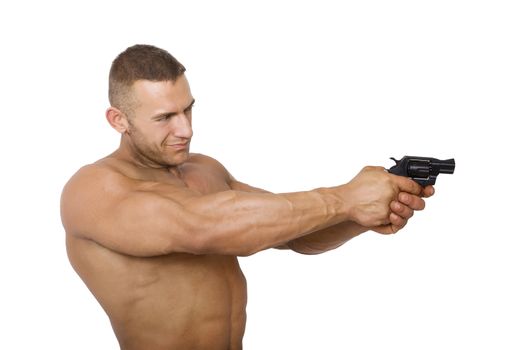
top-left (61, 44), bottom-right (434, 350)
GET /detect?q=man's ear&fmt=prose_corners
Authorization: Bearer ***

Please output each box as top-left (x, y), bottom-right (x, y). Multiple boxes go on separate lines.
top-left (106, 107), bottom-right (130, 133)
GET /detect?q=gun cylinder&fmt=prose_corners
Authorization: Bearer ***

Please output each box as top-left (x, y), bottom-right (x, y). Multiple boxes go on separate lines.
top-left (407, 161), bottom-right (430, 178)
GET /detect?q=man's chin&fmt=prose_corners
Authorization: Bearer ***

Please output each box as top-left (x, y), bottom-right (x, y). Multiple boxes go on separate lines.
top-left (164, 151), bottom-right (190, 166)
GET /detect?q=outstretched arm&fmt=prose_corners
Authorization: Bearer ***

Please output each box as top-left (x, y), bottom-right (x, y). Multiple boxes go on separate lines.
top-left (62, 159), bottom-right (423, 258)
top-left (229, 177), bottom-right (433, 255)
top-left (62, 165), bottom-right (350, 257)
top-left (282, 188), bottom-right (432, 254)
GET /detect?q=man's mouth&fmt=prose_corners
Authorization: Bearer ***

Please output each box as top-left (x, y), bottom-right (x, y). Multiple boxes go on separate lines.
top-left (166, 142), bottom-right (189, 150)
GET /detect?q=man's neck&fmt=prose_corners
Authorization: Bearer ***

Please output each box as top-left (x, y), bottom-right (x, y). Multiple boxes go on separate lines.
top-left (112, 137), bottom-right (165, 170)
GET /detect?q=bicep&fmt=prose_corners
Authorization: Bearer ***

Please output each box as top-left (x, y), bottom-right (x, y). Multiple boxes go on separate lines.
top-left (61, 169), bottom-right (202, 257)
top-left (93, 191), bottom-right (201, 257)
top-left (229, 179), bottom-right (271, 194)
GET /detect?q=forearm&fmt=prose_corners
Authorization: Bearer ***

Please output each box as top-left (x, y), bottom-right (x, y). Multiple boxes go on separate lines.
top-left (183, 188), bottom-right (349, 256)
top-left (229, 179), bottom-right (367, 255)
top-left (283, 221), bottom-right (369, 255)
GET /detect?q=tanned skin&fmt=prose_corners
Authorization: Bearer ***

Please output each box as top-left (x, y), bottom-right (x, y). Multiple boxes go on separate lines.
top-left (61, 75), bottom-right (433, 350)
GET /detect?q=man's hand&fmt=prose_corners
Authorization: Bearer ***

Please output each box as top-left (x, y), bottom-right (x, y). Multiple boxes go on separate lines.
top-left (341, 166), bottom-right (424, 227)
top-left (372, 185), bottom-right (435, 234)
top-left (282, 181), bottom-right (434, 254)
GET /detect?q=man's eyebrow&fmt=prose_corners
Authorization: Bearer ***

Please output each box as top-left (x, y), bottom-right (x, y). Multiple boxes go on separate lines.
top-left (151, 99), bottom-right (196, 120)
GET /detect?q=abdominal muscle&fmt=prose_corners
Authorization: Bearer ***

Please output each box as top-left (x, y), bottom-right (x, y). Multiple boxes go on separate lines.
top-left (67, 237), bottom-right (248, 350)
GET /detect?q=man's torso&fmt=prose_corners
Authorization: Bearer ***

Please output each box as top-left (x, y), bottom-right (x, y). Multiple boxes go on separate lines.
top-left (66, 154), bottom-right (248, 350)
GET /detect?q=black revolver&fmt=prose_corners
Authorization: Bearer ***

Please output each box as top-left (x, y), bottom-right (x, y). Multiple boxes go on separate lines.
top-left (388, 156), bottom-right (455, 186)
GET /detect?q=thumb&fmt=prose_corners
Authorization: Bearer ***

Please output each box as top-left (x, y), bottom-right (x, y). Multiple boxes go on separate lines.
top-left (373, 224), bottom-right (398, 235)
top-left (390, 174), bottom-right (423, 195)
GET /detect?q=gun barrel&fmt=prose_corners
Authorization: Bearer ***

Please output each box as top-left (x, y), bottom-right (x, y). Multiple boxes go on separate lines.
top-left (434, 158), bottom-right (455, 174)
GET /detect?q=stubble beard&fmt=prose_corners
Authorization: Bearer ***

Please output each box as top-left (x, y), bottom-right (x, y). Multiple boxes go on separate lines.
top-left (127, 122), bottom-right (189, 168)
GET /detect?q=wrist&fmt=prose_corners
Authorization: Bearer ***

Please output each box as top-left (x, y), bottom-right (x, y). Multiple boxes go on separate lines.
top-left (314, 186), bottom-right (349, 223)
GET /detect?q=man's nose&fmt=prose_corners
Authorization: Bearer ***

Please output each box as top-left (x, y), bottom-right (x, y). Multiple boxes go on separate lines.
top-left (170, 113), bottom-right (193, 139)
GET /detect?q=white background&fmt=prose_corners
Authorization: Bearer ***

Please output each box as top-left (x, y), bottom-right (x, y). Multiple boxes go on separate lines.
top-left (1, 1), bottom-right (524, 349)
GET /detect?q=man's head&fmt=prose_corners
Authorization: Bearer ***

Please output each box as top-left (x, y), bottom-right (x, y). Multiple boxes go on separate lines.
top-left (106, 44), bottom-right (194, 168)
top-left (109, 44), bottom-right (186, 117)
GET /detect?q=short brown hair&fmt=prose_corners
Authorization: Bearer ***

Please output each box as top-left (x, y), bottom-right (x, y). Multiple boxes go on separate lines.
top-left (109, 44), bottom-right (186, 115)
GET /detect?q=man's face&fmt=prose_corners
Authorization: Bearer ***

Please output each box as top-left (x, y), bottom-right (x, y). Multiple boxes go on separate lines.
top-left (125, 75), bottom-right (195, 168)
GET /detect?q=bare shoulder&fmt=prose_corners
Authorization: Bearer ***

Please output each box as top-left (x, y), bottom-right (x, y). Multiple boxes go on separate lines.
top-left (185, 153), bottom-right (233, 179)
top-left (187, 153), bottom-right (269, 194)
top-left (62, 161), bottom-right (133, 199)
top-left (60, 162), bottom-right (135, 235)
top-left (187, 153), bottom-right (229, 171)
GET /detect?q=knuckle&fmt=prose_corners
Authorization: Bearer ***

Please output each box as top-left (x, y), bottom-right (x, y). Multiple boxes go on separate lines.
top-left (402, 194), bottom-right (413, 205)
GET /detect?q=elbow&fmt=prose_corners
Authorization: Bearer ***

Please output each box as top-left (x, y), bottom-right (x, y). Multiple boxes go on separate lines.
top-left (194, 231), bottom-right (265, 257)
top-left (174, 219), bottom-right (215, 255)
top-left (179, 192), bottom-right (270, 256)
top-left (292, 249), bottom-right (325, 256)
top-left (187, 220), bottom-right (266, 257)
top-left (236, 246), bottom-right (263, 257)
top-left (287, 240), bottom-right (332, 255)
top-left (190, 243), bottom-right (263, 258)
top-left (161, 209), bottom-right (214, 255)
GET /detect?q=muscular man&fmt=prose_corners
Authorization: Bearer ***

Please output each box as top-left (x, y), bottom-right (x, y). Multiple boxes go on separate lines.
top-left (61, 44), bottom-right (434, 350)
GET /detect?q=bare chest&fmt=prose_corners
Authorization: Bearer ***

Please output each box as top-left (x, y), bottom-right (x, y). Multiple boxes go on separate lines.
top-left (113, 158), bottom-right (233, 195)
top-left (178, 163), bottom-right (232, 194)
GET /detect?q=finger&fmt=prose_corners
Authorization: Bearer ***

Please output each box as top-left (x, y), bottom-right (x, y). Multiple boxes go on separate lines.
top-left (390, 201), bottom-right (414, 219)
top-left (389, 212), bottom-right (407, 230)
top-left (390, 174), bottom-right (423, 196)
top-left (422, 185), bottom-right (435, 198)
top-left (398, 192), bottom-right (426, 210)
top-left (373, 224), bottom-right (396, 235)
top-left (374, 212), bottom-right (408, 235)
